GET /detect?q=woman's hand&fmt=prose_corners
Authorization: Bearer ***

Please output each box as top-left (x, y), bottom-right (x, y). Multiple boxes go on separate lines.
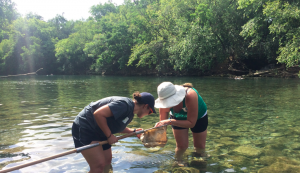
top-left (155, 119), bottom-right (171, 127)
top-left (135, 128), bottom-right (143, 139)
top-left (107, 134), bottom-right (118, 145)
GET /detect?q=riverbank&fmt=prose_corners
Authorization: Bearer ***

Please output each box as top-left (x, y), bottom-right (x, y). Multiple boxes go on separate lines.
top-left (221, 65), bottom-right (300, 79)
top-left (97, 64), bottom-right (300, 79)
top-left (1, 63), bottom-right (298, 79)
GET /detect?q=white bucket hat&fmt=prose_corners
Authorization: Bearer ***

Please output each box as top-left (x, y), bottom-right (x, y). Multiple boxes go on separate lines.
top-left (155, 82), bottom-right (186, 108)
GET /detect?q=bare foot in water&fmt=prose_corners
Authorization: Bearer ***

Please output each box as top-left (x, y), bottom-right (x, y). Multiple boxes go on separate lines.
top-left (173, 160), bottom-right (188, 167)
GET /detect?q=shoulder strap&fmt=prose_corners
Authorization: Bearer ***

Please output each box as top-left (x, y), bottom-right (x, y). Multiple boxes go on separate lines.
top-left (185, 86), bottom-right (193, 94)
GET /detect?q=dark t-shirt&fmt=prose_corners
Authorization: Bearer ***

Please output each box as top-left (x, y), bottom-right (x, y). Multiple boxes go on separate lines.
top-left (74, 97), bottom-right (135, 137)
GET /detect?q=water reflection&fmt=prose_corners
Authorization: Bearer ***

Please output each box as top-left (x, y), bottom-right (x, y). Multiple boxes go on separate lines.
top-left (0, 76), bottom-right (299, 172)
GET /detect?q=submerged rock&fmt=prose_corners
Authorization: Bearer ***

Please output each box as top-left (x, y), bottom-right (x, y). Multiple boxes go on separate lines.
top-left (290, 143), bottom-right (300, 150)
top-left (233, 145), bottom-right (261, 156)
top-left (262, 144), bottom-right (286, 156)
top-left (259, 156), bottom-right (277, 165)
top-left (189, 157), bottom-right (207, 168)
top-left (227, 155), bottom-right (252, 165)
top-left (220, 137), bottom-right (233, 141)
top-left (236, 126), bottom-right (249, 132)
top-left (220, 140), bottom-right (238, 146)
top-left (215, 137), bottom-right (238, 146)
top-left (172, 167), bottom-right (200, 173)
top-left (154, 171), bottom-right (168, 173)
top-left (262, 148), bottom-right (284, 156)
top-left (258, 162), bottom-right (300, 173)
top-left (270, 133), bottom-right (282, 137)
top-left (258, 156), bottom-right (300, 172)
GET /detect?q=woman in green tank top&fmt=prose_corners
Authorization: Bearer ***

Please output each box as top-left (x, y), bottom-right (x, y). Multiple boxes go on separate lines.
top-left (154, 82), bottom-right (208, 163)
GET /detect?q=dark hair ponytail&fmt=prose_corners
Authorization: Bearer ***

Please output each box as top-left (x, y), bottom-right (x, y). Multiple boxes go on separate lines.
top-left (133, 91), bottom-right (142, 104)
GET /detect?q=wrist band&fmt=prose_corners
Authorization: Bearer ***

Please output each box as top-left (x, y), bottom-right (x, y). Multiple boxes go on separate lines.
top-left (108, 133), bottom-right (112, 138)
top-left (169, 119), bottom-right (172, 125)
top-left (133, 128), bottom-right (136, 132)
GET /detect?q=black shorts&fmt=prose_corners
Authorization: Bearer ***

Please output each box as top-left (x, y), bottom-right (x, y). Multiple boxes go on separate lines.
top-left (72, 123), bottom-right (111, 150)
top-left (170, 114), bottom-right (208, 133)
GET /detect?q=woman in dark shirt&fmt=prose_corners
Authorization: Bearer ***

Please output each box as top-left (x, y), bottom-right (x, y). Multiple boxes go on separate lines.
top-left (72, 92), bottom-right (156, 173)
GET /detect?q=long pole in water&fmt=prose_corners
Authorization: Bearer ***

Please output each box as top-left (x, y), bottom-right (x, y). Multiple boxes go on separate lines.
top-left (0, 125), bottom-right (167, 173)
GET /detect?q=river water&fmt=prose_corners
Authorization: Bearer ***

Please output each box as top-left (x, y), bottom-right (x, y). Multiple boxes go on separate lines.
top-left (0, 75), bottom-right (299, 173)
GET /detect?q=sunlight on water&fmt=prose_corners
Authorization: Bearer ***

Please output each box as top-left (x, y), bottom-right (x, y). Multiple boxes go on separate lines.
top-left (0, 76), bottom-right (299, 173)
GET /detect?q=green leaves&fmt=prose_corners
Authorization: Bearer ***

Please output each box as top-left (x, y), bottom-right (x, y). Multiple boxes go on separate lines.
top-left (277, 31), bottom-right (300, 68)
top-left (90, 2), bottom-right (118, 21)
top-left (264, 1), bottom-right (300, 67)
top-left (20, 36), bottom-right (42, 72)
top-left (84, 13), bottom-right (133, 72)
top-left (55, 20), bottom-right (96, 74)
top-left (240, 0), bottom-right (300, 68)
top-left (193, 3), bottom-right (212, 24)
top-left (0, 17), bottom-right (58, 75)
top-left (0, 0), bottom-right (299, 75)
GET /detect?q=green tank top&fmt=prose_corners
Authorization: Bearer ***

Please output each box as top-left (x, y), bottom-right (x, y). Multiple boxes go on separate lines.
top-left (170, 88), bottom-right (207, 120)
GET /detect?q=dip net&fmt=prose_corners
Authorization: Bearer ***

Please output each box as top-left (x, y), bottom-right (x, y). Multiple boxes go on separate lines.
top-left (140, 126), bottom-right (168, 148)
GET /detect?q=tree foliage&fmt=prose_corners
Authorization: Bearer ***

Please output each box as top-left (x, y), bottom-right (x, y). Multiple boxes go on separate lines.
top-left (55, 20), bottom-right (97, 74)
top-left (0, 17), bottom-right (57, 75)
top-left (0, 0), bottom-right (299, 76)
top-left (0, 0), bottom-right (18, 41)
top-left (239, 0), bottom-right (300, 68)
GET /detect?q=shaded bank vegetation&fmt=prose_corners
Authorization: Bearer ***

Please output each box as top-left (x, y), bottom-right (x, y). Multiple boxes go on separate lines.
top-left (0, 0), bottom-right (299, 77)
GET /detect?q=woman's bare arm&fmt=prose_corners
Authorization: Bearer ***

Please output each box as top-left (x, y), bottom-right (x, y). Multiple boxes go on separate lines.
top-left (159, 108), bottom-right (170, 120)
top-left (154, 108), bottom-right (170, 127)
